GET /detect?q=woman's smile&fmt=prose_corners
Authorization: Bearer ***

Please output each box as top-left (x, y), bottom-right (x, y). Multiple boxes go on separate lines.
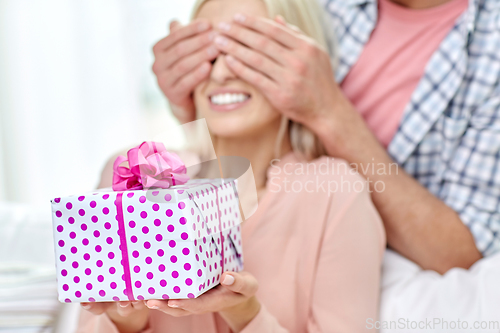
top-left (208, 88), bottom-right (252, 112)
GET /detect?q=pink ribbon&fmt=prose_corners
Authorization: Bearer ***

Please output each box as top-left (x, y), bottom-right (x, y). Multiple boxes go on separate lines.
top-left (112, 142), bottom-right (189, 191)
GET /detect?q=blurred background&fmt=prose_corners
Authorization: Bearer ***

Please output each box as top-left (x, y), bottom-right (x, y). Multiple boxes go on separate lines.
top-left (0, 1), bottom-right (196, 331)
top-left (0, 0), bottom-right (198, 205)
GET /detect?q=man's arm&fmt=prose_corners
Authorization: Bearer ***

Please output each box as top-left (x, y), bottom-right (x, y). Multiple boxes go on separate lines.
top-left (212, 14), bottom-right (484, 274)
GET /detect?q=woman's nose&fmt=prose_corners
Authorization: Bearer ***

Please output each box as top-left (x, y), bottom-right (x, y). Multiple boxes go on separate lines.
top-left (210, 55), bottom-right (237, 84)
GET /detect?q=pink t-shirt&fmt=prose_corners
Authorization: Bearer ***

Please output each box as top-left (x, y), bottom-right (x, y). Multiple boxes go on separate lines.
top-left (341, 0), bottom-right (469, 148)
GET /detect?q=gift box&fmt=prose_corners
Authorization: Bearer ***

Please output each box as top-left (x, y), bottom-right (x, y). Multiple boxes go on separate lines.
top-left (50, 142), bottom-right (243, 303)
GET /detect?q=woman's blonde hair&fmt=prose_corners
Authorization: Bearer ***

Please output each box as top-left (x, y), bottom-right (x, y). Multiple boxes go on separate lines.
top-left (191, 0), bottom-right (336, 160)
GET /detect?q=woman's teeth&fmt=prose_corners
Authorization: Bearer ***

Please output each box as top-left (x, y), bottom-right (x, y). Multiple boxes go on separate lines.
top-left (210, 93), bottom-right (250, 105)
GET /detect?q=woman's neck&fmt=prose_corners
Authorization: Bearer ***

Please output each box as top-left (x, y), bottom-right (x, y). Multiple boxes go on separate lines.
top-left (212, 121), bottom-right (292, 194)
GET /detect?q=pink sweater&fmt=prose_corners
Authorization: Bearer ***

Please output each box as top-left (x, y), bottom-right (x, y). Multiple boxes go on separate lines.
top-left (341, 0), bottom-right (468, 148)
top-left (77, 153), bottom-right (386, 332)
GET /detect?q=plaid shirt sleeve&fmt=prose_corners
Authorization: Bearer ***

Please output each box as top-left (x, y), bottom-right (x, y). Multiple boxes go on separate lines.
top-left (438, 84), bottom-right (500, 256)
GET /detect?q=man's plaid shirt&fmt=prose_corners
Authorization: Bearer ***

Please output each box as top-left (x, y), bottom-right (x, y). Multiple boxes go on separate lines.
top-left (323, 0), bottom-right (500, 256)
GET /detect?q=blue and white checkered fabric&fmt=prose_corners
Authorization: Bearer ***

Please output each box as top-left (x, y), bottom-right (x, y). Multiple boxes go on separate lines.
top-left (323, 0), bottom-right (500, 256)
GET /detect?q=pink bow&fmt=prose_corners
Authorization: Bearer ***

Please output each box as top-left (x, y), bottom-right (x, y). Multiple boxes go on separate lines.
top-left (112, 142), bottom-right (189, 191)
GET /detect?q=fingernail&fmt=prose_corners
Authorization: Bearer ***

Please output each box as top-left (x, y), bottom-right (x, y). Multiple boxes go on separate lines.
top-left (218, 22), bottom-right (231, 31)
top-left (81, 304), bottom-right (91, 310)
top-left (215, 36), bottom-right (228, 47)
top-left (225, 55), bottom-right (236, 65)
top-left (198, 22), bottom-right (210, 32)
top-left (168, 301), bottom-right (179, 308)
top-left (118, 303), bottom-right (129, 308)
top-left (234, 13), bottom-right (246, 23)
top-left (222, 274), bottom-right (235, 286)
top-left (145, 301), bottom-right (159, 309)
top-left (207, 46), bottom-right (218, 57)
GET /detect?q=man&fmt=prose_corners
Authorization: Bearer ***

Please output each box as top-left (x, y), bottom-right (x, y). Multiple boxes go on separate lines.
top-left (152, 0), bottom-right (499, 277)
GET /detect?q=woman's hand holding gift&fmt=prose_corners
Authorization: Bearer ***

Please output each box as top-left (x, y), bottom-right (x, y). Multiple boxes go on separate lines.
top-left (152, 19), bottom-right (220, 124)
top-left (146, 272), bottom-right (261, 333)
top-left (80, 301), bottom-right (150, 333)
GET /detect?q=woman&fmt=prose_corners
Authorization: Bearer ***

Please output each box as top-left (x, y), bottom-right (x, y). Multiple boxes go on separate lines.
top-left (77, 0), bottom-right (385, 332)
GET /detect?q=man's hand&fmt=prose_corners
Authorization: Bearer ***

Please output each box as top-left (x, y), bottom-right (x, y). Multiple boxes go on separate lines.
top-left (152, 20), bottom-right (220, 124)
top-left (145, 272), bottom-right (260, 333)
top-left (213, 14), bottom-right (341, 133)
top-left (81, 301), bottom-right (150, 333)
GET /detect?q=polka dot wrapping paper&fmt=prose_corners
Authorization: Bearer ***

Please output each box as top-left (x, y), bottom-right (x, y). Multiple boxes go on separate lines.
top-left (50, 179), bottom-right (243, 303)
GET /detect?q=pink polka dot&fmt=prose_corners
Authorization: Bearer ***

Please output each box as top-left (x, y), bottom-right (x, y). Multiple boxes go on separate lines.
top-left (162, 294), bottom-right (169, 299)
top-left (99, 290), bottom-right (106, 297)
top-left (90, 201), bottom-right (97, 208)
top-left (140, 211), bottom-right (148, 219)
top-left (97, 260), bottom-right (103, 267)
top-left (145, 257), bottom-right (152, 264)
top-left (65, 202), bottom-right (73, 210)
top-left (152, 191), bottom-right (159, 196)
top-left (63, 284), bottom-right (69, 291)
top-left (86, 283), bottom-right (93, 290)
top-left (81, 224), bottom-right (87, 231)
top-left (160, 279), bottom-right (167, 287)
top-left (132, 251), bottom-right (139, 258)
top-left (137, 295), bottom-right (144, 300)
top-left (127, 206), bottom-right (134, 213)
top-left (61, 269), bottom-right (68, 277)
top-left (98, 275), bottom-right (104, 282)
top-left (184, 263), bottom-right (191, 271)
top-left (187, 293), bottom-right (194, 298)
top-left (179, 217), bottom-right (186, 225)
top-left (102, 207), bottom-right (109, 215)
top-left (182, 248), bottom-right (190, 255)
top-left (147, 272), bottom-right (154, 279)
top-left (54, 198), bottom-right (61, 203)
top-left (78, 209), bottom-right (85, 216)
top-left (170, 255), bottom-right (177, 263)
top-left (157, 249), bottom-right (164, 257)
top-left (85, 268), bottom-right (91, 275)
top-left (104, 222), bottom-right (111, 230)
top-left (166, 209), bottom-right (173, 217)
top-left (148, 287), bottom-right (155, 294)
top-left (82, 238), bottom-right (89, 246)
top-left (155, 234), bottom-right (163, 242)
top-left (84, 253), bottom-right (90, 260)
top-left (108, 252), bottom-right (115, 259)
top-left (127, 193), bottom-right (134, 198)
top-left (109, 267), bottom-right (116, 274)
top-left (134, 265), bottom-right (140, 273)
top-left (167, 225), bottom-right (174, 232)
top-left (56, 211), bottom-right (63, 218)
top-left (144, 241), bottom-right (151, 249)
top-left (142, 226), bottom-right (149, 234)
top-left (93, 230), bottom-right (100, 238)
top-left (185, 278), bottom-right (193, 286)
top-left (139, 195), bottom-right (146, 203)
top-left (78, 196), bottom-right (85, 201)
top-left (69, 232), bottom-right (76, 239)
top-left (191, 208), bottom-right (194, 215)
top-left (152, 204), bottom-right (159, 211)
top-left (169, 240), bottom-right (176, 248)
top-left (110, 282), bottom-right (117, 289)
top-left (75, 291), bottom-right (82, 298)
top-left (88, 297), bottom-right (95, 302)
top-left (159, 264), bottom-right (166, 272)
top-left (173, 286), bottom-right (180, 293)
top-left (68, 217), bottom-right (75, 224)
top-left (129, 220), bottom-right (136, 228)
top-left (91, 216), bottom-right (98, 223)
top-left (181, 232), bottom-right (188, 240)
top-left (103, 194), bottom-right (109, 200)
top-left (131, 236), bottom-right (138, 243)
top-left (135, 281), bottom-right (142, 288)
top-left (172, 271), bottom-right (179, 278)
top-left (95, 245), bottom-right (102, 252)
top-left (58, 240), bottom-right (65, 247)
top-left (113, 296), bottom-right (119, 301)
top-left (71, 246), bottom-right (77, 254)
top-left (164, 194), bottom-right (172, 201)
top-left (154, 219), bottom-right (161, 227)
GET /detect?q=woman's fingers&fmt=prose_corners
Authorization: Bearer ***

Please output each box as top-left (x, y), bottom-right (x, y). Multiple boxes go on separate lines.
top-left (80, 302), bottom-right (112, 316)
top-left (231, 14), bottom-right (301, 49)
top-left (217, 22), bottom-right (289, 66)
top-left (115, 301), bottom-right (147, 317)
top-left (220, 272), bottom-right (259, 297)
top-left (165, 61), bottom-right (212, 102)
top-left (164, 45), bottom-right (219, 88)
